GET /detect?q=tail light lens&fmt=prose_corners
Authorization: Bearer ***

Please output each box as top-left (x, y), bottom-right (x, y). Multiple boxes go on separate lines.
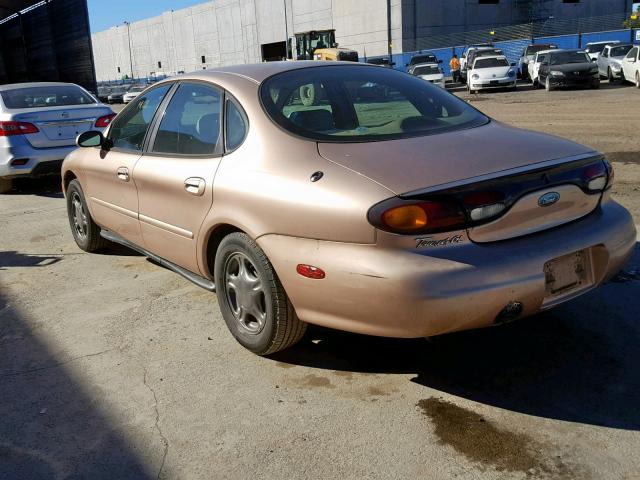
top-left (95, 113), bottom-right (116, 128)
top-left (371, 199), bottom-right (466, 235)
top-left (583, 161), bottom-right (607, 192)
top-left (0, 121), bottom-right (39, 136)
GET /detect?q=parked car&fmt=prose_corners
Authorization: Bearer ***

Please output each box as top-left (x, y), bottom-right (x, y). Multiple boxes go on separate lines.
top-left (62, 62), bottom-right (634, 355)
top-left (408, 62), bottom-right (445, 88)
top-left (0, 82), bottom-right (115, 193)
top-left (538, 49), bottom-right (600, 92)
top-left (366, 57), bottom-right (394, 68)
top-left (528, 49), bottom-right (556, 86)
top-left (107, 86), bottom-right (128, 104)
top-left (406, 52), bottom-right (439, 70)
top-left (467, 55), bottom-right (517, 93)
top-left (620, 44), bottom-right (640, 88)
top-left (459, 43), bottom-right (494, 71)
top-left (518, 43), bottom-right (558, 79)
top-left (585, 40), bottom-right (620, 61)
top-left (123, 85), bottom-right (146, 104)
top-left (598, 44), bottom-right (634, 82)
top-left (461, 47), bottom-right (503, 82)
top-left (97, 86), bottom-right (112, 103)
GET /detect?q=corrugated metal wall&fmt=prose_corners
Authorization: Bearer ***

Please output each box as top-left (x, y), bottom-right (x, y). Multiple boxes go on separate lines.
top-left (0, 0), bottom-right (96, 92)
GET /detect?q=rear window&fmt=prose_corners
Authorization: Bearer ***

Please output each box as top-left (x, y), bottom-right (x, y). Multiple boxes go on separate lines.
top-left (410, 54), bottom-right (437, 65)
top-left (474, 57), bottom-right (509, 69)
top-left (260, 65), bottom-right (488, 142)
top-left (586, 43), bottom-right (610, 54)
top-left (1, 85), bottom-right (95, 109)
top-left (525, 45), bottom-right (555, 56)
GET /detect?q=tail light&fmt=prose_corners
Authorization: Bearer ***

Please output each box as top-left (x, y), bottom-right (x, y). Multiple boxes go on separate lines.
top-left (0, 121), bottom-right (39, 136)
top-left (95, 113), bottom-right (116, 128)
top-left (370, 198), bottom-right (466, 235)
top-left (583, 161), bottom-right (607, 192)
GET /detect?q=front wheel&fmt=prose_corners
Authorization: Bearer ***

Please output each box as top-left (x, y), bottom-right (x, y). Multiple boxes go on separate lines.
top-left (214, 233), bottom-right (307, 355)
top-left (545, 76), bottom-right (553, 92)
top-left (66, 180), bottom-right (108, 252)
top-left (0, 177), bottom-right (12, 194)
top-left (636, 72), bottom-right (640, 89)
top-left (608, 68), bottom-right (615, 83)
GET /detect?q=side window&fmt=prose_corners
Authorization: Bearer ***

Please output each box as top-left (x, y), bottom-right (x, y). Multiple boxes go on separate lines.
top-left (152, 83), bottom-right (222, 156)
top-left (225, 98), bottom-right (247, 151)
top-left (108, 84), bottom-right (171, 152)
top-left (625, 47), bottom-right (637, 60)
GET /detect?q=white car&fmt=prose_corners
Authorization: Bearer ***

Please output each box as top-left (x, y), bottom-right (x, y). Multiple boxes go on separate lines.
top-left (467, 55), bottom-right (517, 93)
top-left (597, 44), bottom-right (634, 81)
top-left (408, 62), bottom-right (445, 88)
top-left (584, 40), bottom-right (620, 61)
top-left (528, 50), bottom-right (556, 86)
top-left (620, 45), bottom-right (640, 88)
top-left (122, 85), bottom-right (146, 104)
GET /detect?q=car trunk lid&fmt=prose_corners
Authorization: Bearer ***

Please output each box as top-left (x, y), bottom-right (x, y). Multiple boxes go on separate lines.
top-left (9, 105), bottom-right (111, 148)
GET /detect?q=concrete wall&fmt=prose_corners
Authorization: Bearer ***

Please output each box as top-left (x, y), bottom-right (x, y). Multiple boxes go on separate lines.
top-left (92, 0), bottom-right (397, 82)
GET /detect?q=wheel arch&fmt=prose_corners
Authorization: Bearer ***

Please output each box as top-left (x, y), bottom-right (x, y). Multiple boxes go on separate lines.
top-left (201, 223), bottom-right (245, 279)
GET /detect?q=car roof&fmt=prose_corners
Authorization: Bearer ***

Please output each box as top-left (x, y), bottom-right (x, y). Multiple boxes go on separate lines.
top-left (0, 82), bottom-right (81, 92)
top-left (161, 61), bottom-right (372, 85)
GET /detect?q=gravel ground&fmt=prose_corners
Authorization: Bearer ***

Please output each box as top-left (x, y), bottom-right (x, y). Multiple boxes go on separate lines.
top-left (1, 82), bottom-right (639, 480)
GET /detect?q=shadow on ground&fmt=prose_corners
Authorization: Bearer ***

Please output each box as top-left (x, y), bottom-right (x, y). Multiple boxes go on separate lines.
top-left (0, 290), bottom-right (155, 479)
top-left (9, 176), bottom-right (64, 198)
top-left (272, 243), bottom-right (640, 431)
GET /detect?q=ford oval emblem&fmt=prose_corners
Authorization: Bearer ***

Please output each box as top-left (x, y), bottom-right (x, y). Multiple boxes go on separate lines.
top-left (538, 192), bottom-right (560, 207)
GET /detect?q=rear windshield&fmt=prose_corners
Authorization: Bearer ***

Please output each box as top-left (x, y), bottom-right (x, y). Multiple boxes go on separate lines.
top-left (586, 43), bottom-right (610, 54)
top-left (260, 65), bottom-right (488, 142)
top-left (1, 85), bottom-right (95, 109)
top-left (474, 57), bottom-right (509, 69)
top-left (525, 45), bottom-right (555, 56)
top-left (413, 65), bottom-right (441, 75)
top-left (610, 45), bottom-right (632, 57)
top-left (550, 51), bottom-right (590, 65)
top-left (410, 54), bottom-right (437, 65)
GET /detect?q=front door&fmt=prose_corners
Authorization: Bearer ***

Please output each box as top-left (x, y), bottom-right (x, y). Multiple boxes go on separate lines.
top-left (621, 46), bottom-right (638, 81)
top-left (83, 84), bottom-right (173, 246)
top-left (133, 82), bottom-right (224, 274)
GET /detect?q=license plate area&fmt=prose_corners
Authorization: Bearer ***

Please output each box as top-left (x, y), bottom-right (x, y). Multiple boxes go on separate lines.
top-left (490, 80), bottom-right (500, 86)
top-left (543, 249), bottom-right (594, 305)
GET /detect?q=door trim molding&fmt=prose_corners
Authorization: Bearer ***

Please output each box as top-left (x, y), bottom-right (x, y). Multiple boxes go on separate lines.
top-left (139, 214), bottom-right (194, 239)
top-left (90, 197), bottom-right (137, 219)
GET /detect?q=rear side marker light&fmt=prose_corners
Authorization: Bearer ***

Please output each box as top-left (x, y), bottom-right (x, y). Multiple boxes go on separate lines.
top-left (296, 264), bottom-right (326, 279)
top-left (0, 121), bottom-right (39, 136)
top-left (95, 113), bottom-right (116, 128)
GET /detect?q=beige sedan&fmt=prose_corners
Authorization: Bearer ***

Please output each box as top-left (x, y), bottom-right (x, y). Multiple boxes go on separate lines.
top-left (62, 62), bottom-right (636, 355)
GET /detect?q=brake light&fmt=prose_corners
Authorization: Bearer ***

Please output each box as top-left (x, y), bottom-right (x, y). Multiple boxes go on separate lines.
top-left (0, 121), bottom-right (39, 136)
top-left (374, 199), bottom-right (466, 234)
top-left (95, 113), bottom-right (116, 128)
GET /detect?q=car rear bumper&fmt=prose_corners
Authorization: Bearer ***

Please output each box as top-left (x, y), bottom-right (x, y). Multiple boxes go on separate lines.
top-left (0, 137), bottom-right (76, 178)
top-left (258, 199), bottom-right (636, 338)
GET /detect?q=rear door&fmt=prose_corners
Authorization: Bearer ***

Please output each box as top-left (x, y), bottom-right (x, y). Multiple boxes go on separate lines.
top-left (82, 83), bottom-right (173, 246)
top-left (133, 82), bottom-right (224, 274)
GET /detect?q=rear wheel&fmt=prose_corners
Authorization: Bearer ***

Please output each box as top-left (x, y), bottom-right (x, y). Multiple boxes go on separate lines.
top-left (0, 177), bottom-right (12, 194)
top-left (66, 179), bottom-right (108, 252)
top-left (214, 233), bottom-right (307, 355)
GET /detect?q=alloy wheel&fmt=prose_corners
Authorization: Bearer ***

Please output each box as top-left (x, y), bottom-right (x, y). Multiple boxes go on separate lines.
top-left (71, 191), bottom-right (88, 240)
top-left (223, 252), bottom-right (267, 334)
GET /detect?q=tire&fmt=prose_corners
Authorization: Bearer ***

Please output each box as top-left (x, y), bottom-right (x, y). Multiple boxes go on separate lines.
top-left (545, 76), bottom-right (553, 92)
top-left (0, 177), bottom-right (12, 194)
top-left (608, 68), bottom-right (615, 83)
top-left (214, 232), bottom-right (307, 355)
top-left (591, 80), bottom-right (600, 90)
top-left (66, 179), bottom-right (108, 252)
top-left (636, 72), bottom-right (640, 89)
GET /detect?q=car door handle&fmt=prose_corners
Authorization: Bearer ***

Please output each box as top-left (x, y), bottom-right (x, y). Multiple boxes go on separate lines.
top-left (116, 167), bottom-right (129, 182)
top-left (184, 177), bottom-right (206, 196)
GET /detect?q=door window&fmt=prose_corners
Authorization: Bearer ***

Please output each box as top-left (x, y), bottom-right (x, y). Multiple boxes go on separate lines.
top-left (108, 84), bottom-right (172, 152)
top-left (225, 98), bottom-right (248, 151)
top-left (152, 83), bottom-right (222, 155)
top-left (625, 47), bottom-right (638, 60)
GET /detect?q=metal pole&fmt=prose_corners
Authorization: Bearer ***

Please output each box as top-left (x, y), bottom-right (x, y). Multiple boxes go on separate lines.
top-left (125, 21), bottom-right (133, 79)
top-left (386, 0), bottom-right (392, 58)
top-left (283, 0), bottom-right (289, 59)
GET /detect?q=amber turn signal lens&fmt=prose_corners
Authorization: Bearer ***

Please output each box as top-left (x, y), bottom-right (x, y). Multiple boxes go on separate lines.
top-left (382, 205), bottom-right (428, 232)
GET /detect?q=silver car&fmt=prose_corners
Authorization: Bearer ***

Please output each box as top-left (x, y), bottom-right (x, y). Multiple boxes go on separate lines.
top-left (0, 82), bottom-right (114, 193)
top-left (597, 44), bottom-right (634, 81)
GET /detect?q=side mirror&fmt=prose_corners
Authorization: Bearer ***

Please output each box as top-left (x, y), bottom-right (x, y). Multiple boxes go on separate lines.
top-left (438, 59), bottom-right (443, 64)
top-left (77, 130), bottom-right (105, 148)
